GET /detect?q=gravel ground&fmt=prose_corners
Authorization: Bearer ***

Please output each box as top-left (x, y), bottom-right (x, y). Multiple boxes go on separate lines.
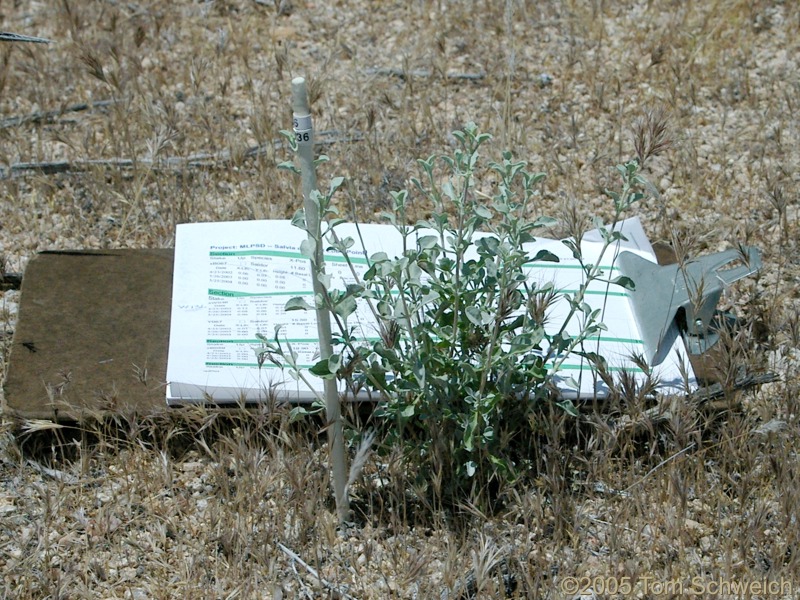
top-left (1, 1), bottom-right (799, 598)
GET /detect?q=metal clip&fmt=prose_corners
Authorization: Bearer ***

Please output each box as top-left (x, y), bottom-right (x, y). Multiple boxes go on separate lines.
top-left (617, 247), bottom-right (761, 365)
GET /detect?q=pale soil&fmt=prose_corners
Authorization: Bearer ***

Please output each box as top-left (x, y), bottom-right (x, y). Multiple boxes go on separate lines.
top-left (1, 1), bottom-right (799, 598)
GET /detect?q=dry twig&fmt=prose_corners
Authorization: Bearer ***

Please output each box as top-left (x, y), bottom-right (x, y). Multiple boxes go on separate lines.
top-left (364, 67), bottom-right (485, 81)
top-left (278, 542), bottom-right (360, 600)
top-left (0, 99), bottom-right (119, 129)
top-left (0, 130), bottom-right (363, 179)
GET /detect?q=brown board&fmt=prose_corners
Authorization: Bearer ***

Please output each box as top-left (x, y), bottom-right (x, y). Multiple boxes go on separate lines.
top-left (3, 249), bottom-right (173, 421)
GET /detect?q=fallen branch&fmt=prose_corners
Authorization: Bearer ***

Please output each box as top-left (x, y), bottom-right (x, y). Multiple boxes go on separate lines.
top-left (364, 67), bottom-right (485, 81)
top-left (0, 99), bottom-right (119, 129)
top-left (0, 130), bottom-right (364, 179)
top-left (692, 371), bottom-right (779, 404)
top-left (26, 458), bottom-right (81, 485)
top-left (605, 369), bottom-right (779, 446)
top-left (0, 32), bottom-right (51, 44)
top-left (278, 542), bottom-right (360, 600)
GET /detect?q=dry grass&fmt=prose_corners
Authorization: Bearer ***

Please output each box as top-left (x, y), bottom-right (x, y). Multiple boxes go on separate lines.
top-left (1, 0), bottom-right (799, 597)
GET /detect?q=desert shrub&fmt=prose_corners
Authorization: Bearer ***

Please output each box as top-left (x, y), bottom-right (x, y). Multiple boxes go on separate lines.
top-left (258, 122), bottom-right (654, 508)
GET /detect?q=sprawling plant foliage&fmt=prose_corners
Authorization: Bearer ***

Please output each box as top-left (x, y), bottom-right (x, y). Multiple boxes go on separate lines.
top-left (258, 123), bottom-right (653, 504)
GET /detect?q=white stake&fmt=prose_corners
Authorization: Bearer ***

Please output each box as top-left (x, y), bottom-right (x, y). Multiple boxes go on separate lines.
top-left (291, 77), bottom-right (349, 524)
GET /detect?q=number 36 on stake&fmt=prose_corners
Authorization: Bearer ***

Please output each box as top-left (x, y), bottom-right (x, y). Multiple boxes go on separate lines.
top-left (293, 115), bottom-right (312, 144)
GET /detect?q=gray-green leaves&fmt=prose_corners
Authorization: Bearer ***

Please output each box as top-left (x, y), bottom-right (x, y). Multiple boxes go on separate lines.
top-left (252, 123), bottom-right (651, 507)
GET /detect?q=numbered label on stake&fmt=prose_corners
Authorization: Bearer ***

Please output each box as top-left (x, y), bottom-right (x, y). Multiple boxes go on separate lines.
top-left (293, 113), bottom-right (312, 144)
top-left (294, 129), bottom-right (312, 144)
top-left (293, 114), bottom-right (312, 131)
